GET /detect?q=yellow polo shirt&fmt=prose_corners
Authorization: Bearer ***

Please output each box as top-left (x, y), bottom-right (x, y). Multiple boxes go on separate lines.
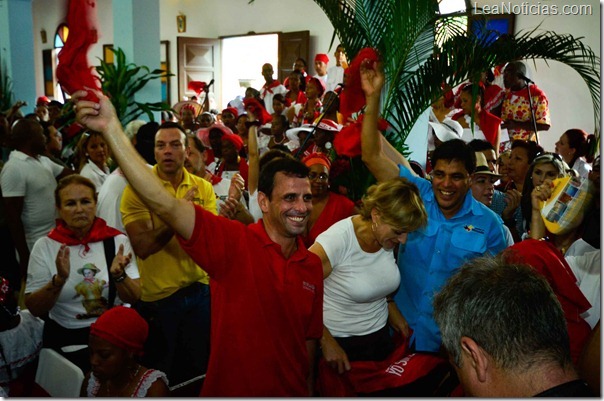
top-left (120, 166), bottom-right (217, 302)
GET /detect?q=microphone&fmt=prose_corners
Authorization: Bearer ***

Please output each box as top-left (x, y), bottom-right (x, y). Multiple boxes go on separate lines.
top-left (517, 72), bottom-right (534, 84)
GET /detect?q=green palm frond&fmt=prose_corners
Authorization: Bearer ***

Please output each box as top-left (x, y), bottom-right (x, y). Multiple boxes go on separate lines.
top-left (310, 0), bottom-right (600, 152)
top-left (96, 47), bottom-right (173, 126)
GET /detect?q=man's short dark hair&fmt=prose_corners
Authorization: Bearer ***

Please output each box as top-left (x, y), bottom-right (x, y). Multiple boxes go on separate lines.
top-left (431, 139), bottom-right (476, 174)
top-left (433, 256), bottom-right (572, 373)
top-left (506, 60), bottom-right (527, 76)
top-left (158, 121), bottom-right (187, 136)
top-left (468, 139), bottom-right (495, 153)
top-left (10, 118), bottom-right (43, 149)
top-left (258, 157), bottom-right (309, 200)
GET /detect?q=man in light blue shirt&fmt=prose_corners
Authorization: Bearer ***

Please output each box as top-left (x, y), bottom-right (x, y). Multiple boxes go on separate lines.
top-left (360, 64), bottom-right (508, 352)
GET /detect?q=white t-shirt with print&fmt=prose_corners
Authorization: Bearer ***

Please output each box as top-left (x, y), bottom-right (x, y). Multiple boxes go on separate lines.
top-left (26, 234), bottom-right (139, 329)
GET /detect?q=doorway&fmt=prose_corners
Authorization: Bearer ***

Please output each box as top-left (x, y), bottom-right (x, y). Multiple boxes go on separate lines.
top-left (221, 34), bottom-right (279, 110)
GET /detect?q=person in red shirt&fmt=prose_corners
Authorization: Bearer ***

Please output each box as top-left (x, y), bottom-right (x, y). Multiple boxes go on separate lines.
top-left (72, 88), bottom-right (324, 397)
top-left (301, 152), bottom-right (356, 247)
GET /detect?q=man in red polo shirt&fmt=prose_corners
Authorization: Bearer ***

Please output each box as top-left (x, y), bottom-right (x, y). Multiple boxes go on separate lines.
top-left (72, 88), bottom-right (324, 397)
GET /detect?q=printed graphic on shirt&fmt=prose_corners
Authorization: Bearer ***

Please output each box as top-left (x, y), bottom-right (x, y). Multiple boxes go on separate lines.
top-left (73, 263), bottom-right (108, 319)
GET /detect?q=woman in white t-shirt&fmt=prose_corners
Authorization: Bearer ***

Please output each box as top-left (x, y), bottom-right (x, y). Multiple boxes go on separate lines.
top-left (76, 131), bottom-right (110, 191)
top-left (25, 175), bottom-right (140, 372)
top-left (309, 178), bottom-right (427, 379)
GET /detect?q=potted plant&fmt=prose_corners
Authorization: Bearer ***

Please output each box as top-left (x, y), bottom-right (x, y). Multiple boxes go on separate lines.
top-left (95, 47), bottom-right (173, 126)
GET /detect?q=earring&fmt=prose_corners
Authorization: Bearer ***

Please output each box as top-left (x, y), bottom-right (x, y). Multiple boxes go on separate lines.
top-left (371, 221), bottom-right (377, 232)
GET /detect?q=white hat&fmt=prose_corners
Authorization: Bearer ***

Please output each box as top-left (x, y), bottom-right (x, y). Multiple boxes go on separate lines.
top-left (474, 152), bottom-right (501, 178)
top-left (428, 118), bottom-right (463, 143)
top-left (285, 119), bottom-right (342, 143)
top-left (286, 124), bottom-right (314, 143)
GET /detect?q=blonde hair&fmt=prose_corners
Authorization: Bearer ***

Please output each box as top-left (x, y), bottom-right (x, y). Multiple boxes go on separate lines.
top-left (75, 131), bottom-right (108, 171)
top-left (358, 177), bottom-right (427, 232)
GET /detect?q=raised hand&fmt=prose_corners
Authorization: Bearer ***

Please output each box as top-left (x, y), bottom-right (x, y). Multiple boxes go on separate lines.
top-left (219, 197), bottom-right (240, 220)
top-left (502, 188), bottom-right (522, 220)
top-left (531, 179), bottom-right (554, 210)
top-left (359, 59), bottom-right (385, 98)
top-left (55, 244), bottom-right (71, 283)
top-left (228, 173), bottom-right (245, 200)
top-left (110, 243), bottom-right (132, 278)
top-left (71, 88), bottom-right (120, 134)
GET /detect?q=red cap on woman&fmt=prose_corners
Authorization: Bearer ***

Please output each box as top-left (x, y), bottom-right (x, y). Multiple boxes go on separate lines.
top-left (90, 306), bottom-right (149, 356)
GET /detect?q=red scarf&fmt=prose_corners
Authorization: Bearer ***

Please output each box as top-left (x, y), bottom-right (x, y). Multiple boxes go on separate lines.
top-left (261, 80), bottom-right (282, 97)
top-left (48, 218), bottom-right (122, 253)
top-left (205, 169), bottom-right (223, 185)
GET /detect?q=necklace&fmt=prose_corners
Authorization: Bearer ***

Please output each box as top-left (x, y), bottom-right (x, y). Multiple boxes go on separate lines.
top-left (273, 135), bottom-right (286, 145)
top-left (103, 364), bottom-right (141, 396)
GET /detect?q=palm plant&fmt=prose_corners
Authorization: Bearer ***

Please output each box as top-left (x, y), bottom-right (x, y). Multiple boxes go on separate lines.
top-left (310, 0), bottom-right (600, 151)
top-left (96, 47), bottom-right (173, 126)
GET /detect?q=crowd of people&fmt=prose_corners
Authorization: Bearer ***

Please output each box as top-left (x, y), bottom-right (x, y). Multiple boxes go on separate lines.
top-left (0, 45), bottom-right (599, 397)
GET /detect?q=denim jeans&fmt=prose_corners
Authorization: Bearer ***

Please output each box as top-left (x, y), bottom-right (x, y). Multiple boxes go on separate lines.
top-left (135, 282), bottom-right (211, 387)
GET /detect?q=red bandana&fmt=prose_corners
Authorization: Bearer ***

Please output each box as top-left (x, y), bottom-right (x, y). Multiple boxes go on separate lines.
top-left (261, 80), bottom-right (282, 97)
top-left (205, 169), bottom-right (223, 185)
top-left (48, 218), bottom-right (122, 253)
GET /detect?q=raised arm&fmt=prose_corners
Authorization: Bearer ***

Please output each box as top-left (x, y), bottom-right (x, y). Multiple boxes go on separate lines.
top-left (73, 89), bottom-right (196, 240)
top-left (246, 112), bottom-right (260, 195)
top-left (359, 62), bottom-right (410, 182)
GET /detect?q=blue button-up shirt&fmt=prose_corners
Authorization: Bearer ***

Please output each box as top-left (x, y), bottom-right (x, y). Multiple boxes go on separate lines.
top-left (395, 165), bottom-right (508, 352)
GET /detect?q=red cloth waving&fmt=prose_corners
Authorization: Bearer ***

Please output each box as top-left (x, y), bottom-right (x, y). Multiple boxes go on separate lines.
top-left (56, 0), bottom-right (101, 101)
top-left (316, 332), bottom-right (447, 396)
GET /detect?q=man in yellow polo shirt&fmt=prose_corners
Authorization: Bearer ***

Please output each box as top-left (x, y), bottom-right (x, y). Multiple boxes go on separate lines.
top-left (121, 122), bottom-right (216, 394)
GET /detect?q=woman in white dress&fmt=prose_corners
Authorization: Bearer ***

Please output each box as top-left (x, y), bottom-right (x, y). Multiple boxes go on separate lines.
top-left (76, 131), bottom-right (110, 191)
